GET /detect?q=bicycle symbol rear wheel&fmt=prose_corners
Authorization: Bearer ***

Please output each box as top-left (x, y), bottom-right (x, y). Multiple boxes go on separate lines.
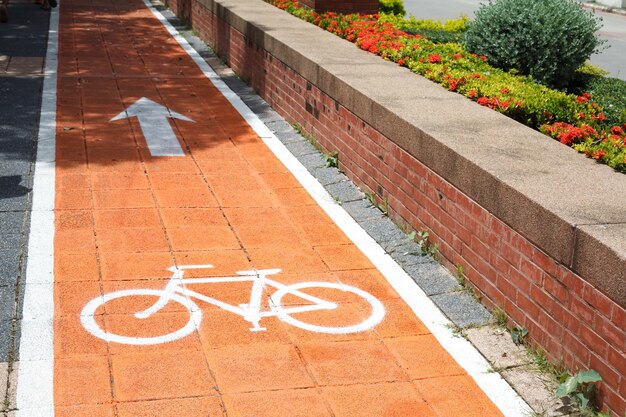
top-left (271, 282), bottom-right (385, 334)
top-left (80, 289), bottom-right (202, 345)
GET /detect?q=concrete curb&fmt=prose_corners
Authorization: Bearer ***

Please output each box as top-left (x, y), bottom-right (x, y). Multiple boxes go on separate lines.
top-left (582, 1), bottom-right (626, 16)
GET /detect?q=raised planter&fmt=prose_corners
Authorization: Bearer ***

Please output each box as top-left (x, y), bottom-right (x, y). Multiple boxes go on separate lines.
top-left (173, 0), bottom-right (626, 414)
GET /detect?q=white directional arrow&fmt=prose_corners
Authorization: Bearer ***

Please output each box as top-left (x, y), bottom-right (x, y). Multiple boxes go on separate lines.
top-left (111, 97), bottom-right (194, 157)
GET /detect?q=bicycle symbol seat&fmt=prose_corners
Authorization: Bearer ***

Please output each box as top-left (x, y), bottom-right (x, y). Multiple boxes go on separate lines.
top-left (81, 264), bottom-right (386, 345)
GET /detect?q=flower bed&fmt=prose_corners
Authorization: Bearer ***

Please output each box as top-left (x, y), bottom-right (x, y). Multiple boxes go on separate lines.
top-left (268, 0), bottom-right (626, 173)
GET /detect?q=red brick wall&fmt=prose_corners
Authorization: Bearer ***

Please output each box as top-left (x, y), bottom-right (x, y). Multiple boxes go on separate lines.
top-left (184, 2), bottom-right (626, 415)
top-left (299, 0), bottom-right (379, 14)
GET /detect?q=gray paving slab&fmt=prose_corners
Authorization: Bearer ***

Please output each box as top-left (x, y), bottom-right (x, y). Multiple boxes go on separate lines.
top-left (265, 120), bottom-right (296, 136)
top-left (0, 161), bottom-right (31, 176)
top-left (284, 139), bottom-right (319, 157)
top-left (403, 261), bottom-right (462, 295)
top-left (341, 199), bottom-right (385, 223)
top-left (386, 241), bottom-right (435, 266)
top-left (325, 180), bottom-right (365, 202)
top-left (0, 212), bottom-right (24, 233)
top-left (431, 291), bottom-right (492, 328)
top-left (296, 151), bottom-right (327, 170)
top-left (0, 235), bottom-right (20, 252)
top-left (0, 287), bottom-right (14, 322)
top-left (310, 166), bottom-right (345, 186)
top-left (0, 251), bottom-right (19, 288)
top-left (359, 216), bottom-right (407, 244)
top-left (0, 321), bottom-right (11, 362)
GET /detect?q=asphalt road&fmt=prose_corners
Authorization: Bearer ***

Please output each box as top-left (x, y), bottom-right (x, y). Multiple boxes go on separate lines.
top-left (403, 0), bottom-right (626, 80)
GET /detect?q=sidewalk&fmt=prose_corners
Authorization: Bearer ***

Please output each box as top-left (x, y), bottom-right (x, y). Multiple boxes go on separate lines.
top-left (11, 0), bottom-right (534, 415)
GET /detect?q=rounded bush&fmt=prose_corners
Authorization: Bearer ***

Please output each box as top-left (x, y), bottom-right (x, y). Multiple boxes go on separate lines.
top-left (463, 0), bottom-right (605, 88)
top-left (379, 0), bottom-right (405, 16)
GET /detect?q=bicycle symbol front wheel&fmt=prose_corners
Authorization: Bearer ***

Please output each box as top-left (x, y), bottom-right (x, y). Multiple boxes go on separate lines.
top-left (80, 289), bottom-right (202, 346)
top-left (271, 282), bottom-right (385, 334)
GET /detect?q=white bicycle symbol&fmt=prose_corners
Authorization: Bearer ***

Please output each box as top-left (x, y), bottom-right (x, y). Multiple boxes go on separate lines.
top-left (81, 264), bottom-right (385, 345)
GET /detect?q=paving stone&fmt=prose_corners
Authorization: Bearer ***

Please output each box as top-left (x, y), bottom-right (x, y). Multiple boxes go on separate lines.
top-left (431, 291), bottom-right (491, 328)
top-left (285, 140), bottom-right (319, 157)
top-left (404, 261), bottom-right (461, 296)
top-left (342, 199), bottom-right (385, 223)
top-left (0, 175), bottom-right (31, 199)
top-left (501, 365), bottom-right (568, 416)
top-left (0, 321), bottom-right (11, 362)
top-left (265, 120), bottom-right (295, 136)
top-left (465, 325), bottom-right (533, 370)
top-left (311, 166), bottom-right (345, 186)
top-left (0, 287), bottom-right (15, 322)
top-left (359, 216), bottom-right (406, 244)
top-left (0, 251), bottom-right (19, 288)
top-left (325, 180), bottom-right (365, 202)
top-left (386, 241), bottom-right (434, 266)
top-left (0, 212), bottom-right (24, 234)
top-left (298, 152), bottom-right (327, 170)
top-left (0, 235), bottom-right (20, 252)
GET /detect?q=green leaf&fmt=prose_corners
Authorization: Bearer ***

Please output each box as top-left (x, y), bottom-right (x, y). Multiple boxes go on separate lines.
top-left (556, 376), bottom-right (578, 397)
top-left (576, 369), bottom-right (602, 383)
top-left (576, 393), bottom-right (588, 409)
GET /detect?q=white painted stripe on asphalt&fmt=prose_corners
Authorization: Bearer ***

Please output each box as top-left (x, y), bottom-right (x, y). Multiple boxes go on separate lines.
top-left (145, 3), bottom-right (531, 416)
top-left (15, 2), bottom-right (59, 416)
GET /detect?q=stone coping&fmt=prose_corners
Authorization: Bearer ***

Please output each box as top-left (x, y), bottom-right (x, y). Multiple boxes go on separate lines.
top-left (199, 0), bottom-right (626, 306)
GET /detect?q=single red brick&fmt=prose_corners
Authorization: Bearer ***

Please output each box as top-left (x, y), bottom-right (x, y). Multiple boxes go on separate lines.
top-left (556, 268), bottom-right (584, 295)
top-left (579, 326), bottom-right (608, 358)
top-left (501, 243), bottom-right (522, 270)
top-left (562, 328), bottom-right (591, 366)
top-left (583, 283), bottom-right (615, 319)
top-left (613, 305), bottom-right (626, 330)
top-left (569, 295), bottom-right (595, 324)
top-left (530, 284), bottom-right (556, 315)
top-left (543, 274), bottom-right (569, 304)
top-left (533, 252), bottom-right (560, 282)
top-left (607, 346), bottom-right (626, 378)
top-left (593, 314), bottom-right (625, 352)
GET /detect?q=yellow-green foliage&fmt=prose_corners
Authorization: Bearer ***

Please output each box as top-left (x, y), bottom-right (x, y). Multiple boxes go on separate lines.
top-left (379, 12), bottom-right (469, 33)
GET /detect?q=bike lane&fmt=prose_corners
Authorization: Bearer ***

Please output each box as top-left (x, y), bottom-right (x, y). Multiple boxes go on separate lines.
top-left (25, 0), bottom-right (530, 415)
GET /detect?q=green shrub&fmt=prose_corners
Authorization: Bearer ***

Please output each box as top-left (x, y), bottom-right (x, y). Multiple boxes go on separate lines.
top-left (464, 0), bottom-right (605, 88)
top-left (379, 0), bottom-right (405, 16)
top-left (583, 76), bottom-right (626, 126)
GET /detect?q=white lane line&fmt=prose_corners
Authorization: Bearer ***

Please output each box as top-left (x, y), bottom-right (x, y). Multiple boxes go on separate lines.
top-left (144, 2), bottom-right (531, 416)
top-left (15, 2), bottom-right (59, 416)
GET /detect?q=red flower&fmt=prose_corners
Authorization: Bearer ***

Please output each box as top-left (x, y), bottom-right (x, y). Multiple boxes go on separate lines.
top-left (479, 55), bottom-right (488, 62)
top-left (576, 92), bottom-right (592, 103)
top-left (477, 97), bottom-right (489, 106)
top-left (428, 53), bottom-right (442, 63)
top-left (592, 149), bottom-right (606, 160)
top-left (500, 87), bottom-right (509, 94)
top-left (453, 53), bottom-right (462, 59)
top-left (597, 113), bottom-right (607, 121)
top-left (397, 59), bottom-right (405, 66)
top-left (468, 90), bottom-right (477, 98)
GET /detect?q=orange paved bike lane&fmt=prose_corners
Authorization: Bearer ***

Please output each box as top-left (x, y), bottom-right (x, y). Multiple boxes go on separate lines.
top-left (51, 0), bottom-right (506, 415)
